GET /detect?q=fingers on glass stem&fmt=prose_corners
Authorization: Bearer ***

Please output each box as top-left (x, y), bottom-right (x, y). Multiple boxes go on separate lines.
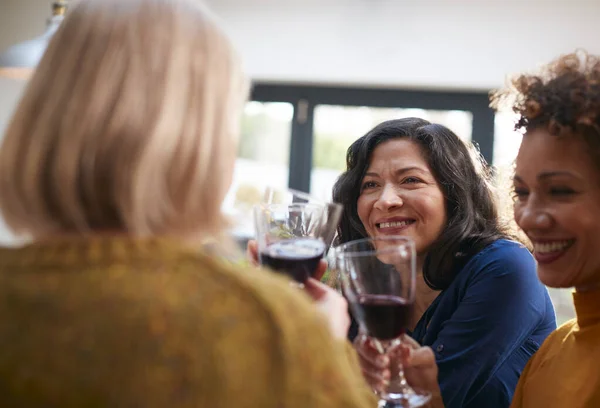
top-left (365, 369), bottom-right (390, 392)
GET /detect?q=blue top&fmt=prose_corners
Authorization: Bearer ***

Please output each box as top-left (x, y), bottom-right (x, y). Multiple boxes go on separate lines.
top-left (410, 239), bottom-right (556, 408)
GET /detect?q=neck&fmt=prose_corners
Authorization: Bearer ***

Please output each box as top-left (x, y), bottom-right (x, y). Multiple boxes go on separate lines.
top-left (574, 269), bottom-right (600, 293)
top-left (410, 256), bottom-right (440, 329)
top-left (576, 281), bottom-right (600, 293)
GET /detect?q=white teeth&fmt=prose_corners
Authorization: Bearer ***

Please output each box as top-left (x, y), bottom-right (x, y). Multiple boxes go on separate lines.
top-left (378, 221), bottom-right (412, 229)
top-left (533, 241), bottom-right (572, 254)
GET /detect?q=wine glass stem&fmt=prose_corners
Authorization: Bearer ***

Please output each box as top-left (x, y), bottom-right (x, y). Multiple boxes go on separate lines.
top-left (380, 339), bottom-right (416, 399)
top-left (289, 281), bottom-right (305, 289)
top-left (390, 356), bottom-right (411, 394)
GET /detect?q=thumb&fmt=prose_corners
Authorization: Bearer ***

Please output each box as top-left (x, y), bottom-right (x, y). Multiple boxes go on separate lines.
top-left (313, 260), bottom-right (328, 281)
top-left (402, 346), bottom-right (436, 368)
top-left (303, 278), bottom-right (329, 301)
top-left (246, 240), bottom-right (259, 266)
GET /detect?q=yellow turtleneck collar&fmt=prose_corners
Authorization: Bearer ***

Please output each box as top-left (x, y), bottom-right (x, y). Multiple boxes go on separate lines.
top-left (573, 288), bottom-right (600, 328)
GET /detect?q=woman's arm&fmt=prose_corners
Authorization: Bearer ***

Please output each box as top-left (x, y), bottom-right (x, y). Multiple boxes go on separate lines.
top-left (429, 242), bottom-right (552, 407)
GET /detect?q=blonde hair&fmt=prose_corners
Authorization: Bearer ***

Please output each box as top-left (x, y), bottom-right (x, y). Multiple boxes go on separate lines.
top-left (0, 0), bottom-right (248, 240)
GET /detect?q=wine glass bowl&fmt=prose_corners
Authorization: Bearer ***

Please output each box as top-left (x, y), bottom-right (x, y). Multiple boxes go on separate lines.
top-left (262, 187), bottom-right (343, 250)
top-left (254, 203), bottom-right (328, 283)
top-left (254, 189), bottom-right (342, 285)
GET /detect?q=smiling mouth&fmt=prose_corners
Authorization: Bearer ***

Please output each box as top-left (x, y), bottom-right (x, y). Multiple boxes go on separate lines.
top-left (533, 240), bottom-right (575, 254)
top-left (376, 220), bottom-right (415, 231)
top-left (531, 239), bottom-right (575, 264)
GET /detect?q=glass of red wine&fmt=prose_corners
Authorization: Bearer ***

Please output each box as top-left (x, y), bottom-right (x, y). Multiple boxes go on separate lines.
top-left (254, 200), bottom-right (341, 286)
top-left (336, 236), bottom-right (431, 408)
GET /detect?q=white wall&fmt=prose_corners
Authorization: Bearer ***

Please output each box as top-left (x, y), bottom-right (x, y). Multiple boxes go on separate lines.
top-left (0, 0), bottom-right (52, 52)
top-left (3, 0), bottom-right (599, 91)
top-left (0, 77), bottom-right (24, 245)
top-left (205, 0), bottom-right (600, 90)
top-left (0, 0), bottom-right (68, 245)
top-left (0, 0), bottom-right (46, 145)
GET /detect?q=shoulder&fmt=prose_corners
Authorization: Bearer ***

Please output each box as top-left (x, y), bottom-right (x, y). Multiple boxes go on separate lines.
top-left (0, 244), bottom-right (338, 386)
top-left (165, 251), bottom-right (342, 352)
top-left (554, 318), bottom-right (578, 336)
top-left (176, 253), bottom-right (376, 403)
top-left (167, 251), bottom-right (325, 332)
top-left (0, 242), bottom-right (326, 351)
top-left (547, 318), bottom-right (578, 343)
top-left (524, 319), bottom-right (576, 372)
top-left (0, 245), bottom-right (359, 404)
top-left (462, 239), bottom-right (537, 282)
top-left (456, 239), bottom-right (550, 312)
top-left (470, 239), bottom-right (534, 268)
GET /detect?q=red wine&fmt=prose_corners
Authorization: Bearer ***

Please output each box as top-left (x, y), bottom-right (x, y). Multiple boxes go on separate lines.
top-left (353, 295), bottom-right (412, 340)
top-left (259, 238), bottom-right (326, 283)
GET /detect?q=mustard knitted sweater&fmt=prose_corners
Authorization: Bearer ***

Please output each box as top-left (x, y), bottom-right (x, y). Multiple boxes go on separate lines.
top-left (0, 237), bottom-right (376, 407)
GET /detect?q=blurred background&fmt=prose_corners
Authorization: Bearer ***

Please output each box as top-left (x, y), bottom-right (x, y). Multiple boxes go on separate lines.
top-left (2, 0), bottom-right (599, 324)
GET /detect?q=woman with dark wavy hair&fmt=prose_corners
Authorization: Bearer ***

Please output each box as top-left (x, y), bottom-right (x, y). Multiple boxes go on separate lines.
top-left (333, 117), bottom-right (556, 408)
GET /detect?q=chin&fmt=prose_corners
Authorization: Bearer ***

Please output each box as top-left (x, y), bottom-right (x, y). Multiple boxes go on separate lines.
top-left (537, 266), bottom-right (577, 288)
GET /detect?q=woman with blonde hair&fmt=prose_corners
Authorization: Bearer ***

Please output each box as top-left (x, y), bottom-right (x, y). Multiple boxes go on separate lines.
top-left (0, 0), bottom-right (375, 406)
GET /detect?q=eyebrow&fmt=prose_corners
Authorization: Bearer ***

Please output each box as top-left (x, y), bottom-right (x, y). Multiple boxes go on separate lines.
top-left (364, 166), bottom-right (428, 178)
top-left (513, 171), bottom-right (579, 183)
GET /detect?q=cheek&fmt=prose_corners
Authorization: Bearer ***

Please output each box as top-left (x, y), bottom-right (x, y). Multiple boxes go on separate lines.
top-left (420, 193), bottom-right (446, 230)
top-left (356, 195), bottom-right (369, 225)
top-left (574, 211), bottom-right (600, 245)
top-left (513, 204), bottom-right (523, 227)
top-left (357, 194), bottom-right (378, 232)
top-left (553, 202), bottom-right (597, 238)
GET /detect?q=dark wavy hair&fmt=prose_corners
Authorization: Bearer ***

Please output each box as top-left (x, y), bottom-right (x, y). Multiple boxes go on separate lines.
top-left (491, 50), bottom-right (600, 167)
top-left (332, 117), bottom-right (508, 290)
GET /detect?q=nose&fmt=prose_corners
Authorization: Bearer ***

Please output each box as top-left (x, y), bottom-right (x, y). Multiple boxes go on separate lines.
top-left (373, 184), bottom-right (403, 212)
top-left (515, 195), bottom-right (553, 232)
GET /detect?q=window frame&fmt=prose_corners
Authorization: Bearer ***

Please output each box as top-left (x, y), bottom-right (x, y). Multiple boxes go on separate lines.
top-left (250, 83), bottom-right (494, 192)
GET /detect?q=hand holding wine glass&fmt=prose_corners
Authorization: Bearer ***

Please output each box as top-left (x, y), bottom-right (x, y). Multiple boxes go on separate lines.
top-left (336, 236), bottom-right (431, 408)
top-left (397, 335), bottom-right (441, 405)
top-left (304, 278), bottom-right (350, 340)
top-left (354, 332), bottom-right (392, 392)
top-left (247, 240), bottom-right (348, 339)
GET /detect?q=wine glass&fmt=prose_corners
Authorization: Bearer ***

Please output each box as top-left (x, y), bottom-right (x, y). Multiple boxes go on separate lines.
top-left (262, 187), bottom-right (342, 250)
top-left (335, 236), bottom-right (431, 408)
top-left (254, 199), bottom-right (342, 286)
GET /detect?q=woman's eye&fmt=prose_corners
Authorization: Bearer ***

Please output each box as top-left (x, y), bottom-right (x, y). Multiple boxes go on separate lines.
top-left (549, 187), bottom-right (576, 196)
top-left (361, 181), bottom-right (378, 190)
top-left (512, 189), bottom-right (529, 201)
top-left (403, 177), bottom-right (422, 184)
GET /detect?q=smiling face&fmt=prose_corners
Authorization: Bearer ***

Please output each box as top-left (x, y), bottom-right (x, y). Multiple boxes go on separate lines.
top-left (513, 128), bottom-right (600, 289)
top-left (356, 138), bottom-right (447, 258)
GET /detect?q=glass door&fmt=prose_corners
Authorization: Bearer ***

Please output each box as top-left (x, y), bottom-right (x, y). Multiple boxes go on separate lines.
top-left (224, 101), bottom-right (294, 241)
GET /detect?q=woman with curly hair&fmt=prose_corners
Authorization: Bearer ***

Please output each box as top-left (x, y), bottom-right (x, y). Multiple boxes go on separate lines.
top-left (490, 50), bottom-right (600, 407)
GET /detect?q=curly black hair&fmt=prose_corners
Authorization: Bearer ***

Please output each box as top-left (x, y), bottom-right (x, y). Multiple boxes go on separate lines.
top-left (491, 50), bottom-right (600, 161)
